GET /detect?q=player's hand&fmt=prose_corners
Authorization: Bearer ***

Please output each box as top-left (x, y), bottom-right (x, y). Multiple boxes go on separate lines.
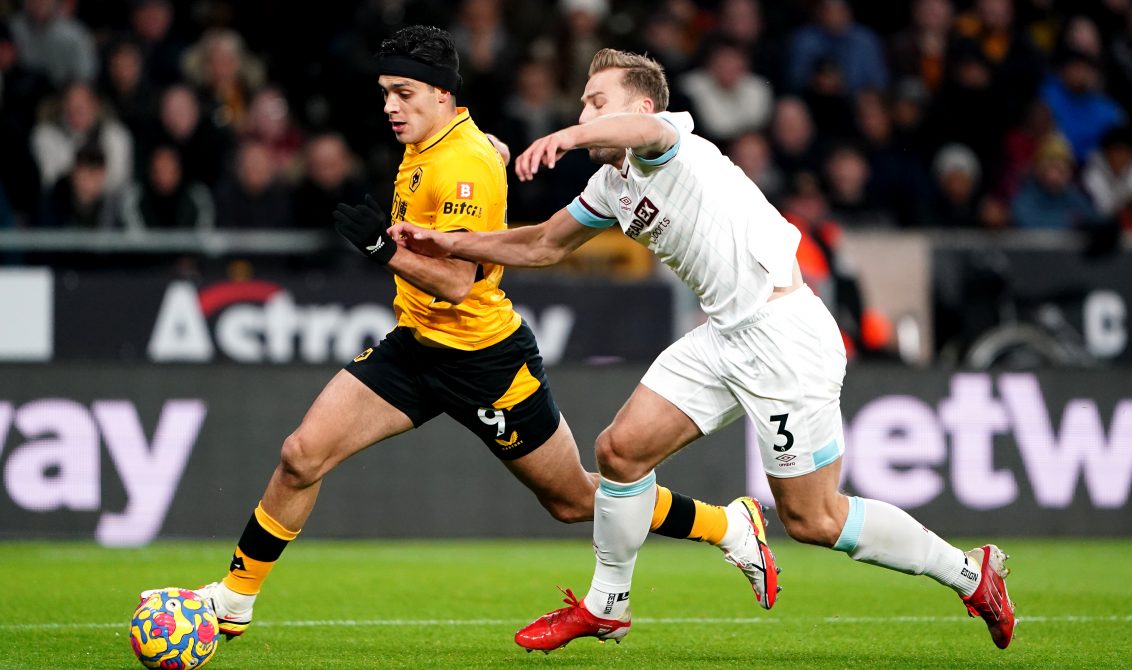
top-left (387, 222), bottom-right (454, 258)
top-left (485, 133), bottom-right (511, 166)
top-left (333, 194), bottom-right (396, 264)
top-left (515, 128), bottom-right (577, 182)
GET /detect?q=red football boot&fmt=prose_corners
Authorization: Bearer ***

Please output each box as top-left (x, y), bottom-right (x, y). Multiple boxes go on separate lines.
top-left (722, 496), bottom-right (781, 610)
top-left (514, 587), bottom-right (631, 653)
top-left (961, 545), bottom-right (1016, 649)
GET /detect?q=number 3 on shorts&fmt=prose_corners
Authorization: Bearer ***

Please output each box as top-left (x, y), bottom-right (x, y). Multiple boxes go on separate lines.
top-left (769, 413), bottom-right (794, 452)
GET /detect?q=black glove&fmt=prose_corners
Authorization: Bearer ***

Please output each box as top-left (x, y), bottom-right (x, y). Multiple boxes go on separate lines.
top-left (333, 194), bottom-right (396, 265)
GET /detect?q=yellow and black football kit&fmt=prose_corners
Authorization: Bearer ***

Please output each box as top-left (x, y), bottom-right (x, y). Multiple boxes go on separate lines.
top-left (346, 108), bottom-right (558, 459)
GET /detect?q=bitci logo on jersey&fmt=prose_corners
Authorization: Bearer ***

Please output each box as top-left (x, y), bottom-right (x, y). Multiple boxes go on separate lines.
top-left (457, 182), bottom-right (475, 199)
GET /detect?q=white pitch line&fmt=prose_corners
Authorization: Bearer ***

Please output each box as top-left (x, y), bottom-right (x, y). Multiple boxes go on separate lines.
top-left (4, 614), bottom-right (1130, 632)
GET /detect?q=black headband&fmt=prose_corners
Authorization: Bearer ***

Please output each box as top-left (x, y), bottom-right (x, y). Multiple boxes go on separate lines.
top-left (376, 55), bottom-right (462, 94)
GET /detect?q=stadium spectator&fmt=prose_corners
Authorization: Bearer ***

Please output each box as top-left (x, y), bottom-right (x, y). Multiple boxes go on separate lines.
top-left (924, 143), bottom-right (985, 228)
top-left (8, 0), bottom-right (98, 88)
top-left (678, 40), bottom-right (773, 146)
top-left (950, 0), bottom-right (1045, 128)
top-left (30, 81), bottom-right (133, 197)
top-left (1040, 48), bottom-right (1126, 162)
top-left (128, 0), bottom-right (186, 87)
top-left (181, 28), bottom-right (265, 132)
top-left (997, 99), bottom-right (1057, 199)
top-left (784, 0), bottom-right (888, 95)
top-left (767, 96), bottom-right (822, 193)
top-left (39, 143), bottom-right (119, 229)
top-left (1104, 4), bottom-right (1132, 113)
top-left (101, 37), bottom-right (157, 140)
top-left (120, 145), bottom-right (214, 232)
top-left (701, 0), bottom-right (782, 86)
top-left (1081, 125), bottom-right (1132, 222)
top-left (888, 0), bottom-right (953, 94)
top-left (822, 142), bottom-right (895, 228)
top-left (1010, 133), bottom-right (1099, 229)
top-left (924, 40), bottom-right (1012, 180)
top-left (854, 90), bottom-right (928, 227)
top-left (540, 0), bottom-right (611, 105)
top-left (0, 19), bottom-right (52, 223)
top-left (242, 86), bottom-right (305, 178)
top-left (495, 59), bottom-right (588, 222)
top-left (449, 0), bottom-right (516, 132)
top-left (213, 141), bottom-right (292, 229)
top-left (139, 84), bottom-right (232, 191)
top-left (888, 77), bottom-right (934, 168)
top-left (290, 133), bottom-right (367, 230)
top-left (633, 11), bottom-right (694, 80)
top-left (727, 131), bottom-right (785, 203)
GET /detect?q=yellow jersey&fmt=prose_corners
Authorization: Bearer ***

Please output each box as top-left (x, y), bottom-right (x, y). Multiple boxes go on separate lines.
top-left (389, 107), bottom-right (521, 350)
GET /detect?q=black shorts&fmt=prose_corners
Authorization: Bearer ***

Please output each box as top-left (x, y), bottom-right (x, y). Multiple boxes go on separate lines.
top-left (344, 322), bottom-right (560, 460)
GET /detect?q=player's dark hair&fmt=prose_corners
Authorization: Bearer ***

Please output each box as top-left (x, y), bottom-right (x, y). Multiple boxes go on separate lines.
top-left (589, 48), bottom-right (669, 112)
top-left (376, 25), bottom-right (462, 93)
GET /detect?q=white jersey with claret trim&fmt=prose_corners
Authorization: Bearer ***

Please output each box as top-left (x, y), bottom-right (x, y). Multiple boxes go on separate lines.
top-left (566, 111), bottom-right (801, 334)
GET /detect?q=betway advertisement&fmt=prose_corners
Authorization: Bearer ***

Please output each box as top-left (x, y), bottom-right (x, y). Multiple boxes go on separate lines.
top-left (1, 365), bottom-right (1129, 546)
top-left (45, 270), bottom-right (675, 365)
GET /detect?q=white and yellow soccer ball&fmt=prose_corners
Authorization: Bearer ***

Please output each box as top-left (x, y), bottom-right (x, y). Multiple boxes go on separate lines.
top-left (129, 587), bottom-right (219, 669)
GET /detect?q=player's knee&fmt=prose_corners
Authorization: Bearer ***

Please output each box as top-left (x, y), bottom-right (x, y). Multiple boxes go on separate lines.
top-left (278, 431), bottom-right (325, 488)
top-left (543, 497), bottom-right (592, 524)
top-left (776, 506), bottom-right (841, 547)
top-left (594, 428), bottom-right (647, 481)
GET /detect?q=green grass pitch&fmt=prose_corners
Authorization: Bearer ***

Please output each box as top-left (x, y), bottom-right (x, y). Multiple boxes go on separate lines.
top-left (1, 538), bottom-right (1129, 669)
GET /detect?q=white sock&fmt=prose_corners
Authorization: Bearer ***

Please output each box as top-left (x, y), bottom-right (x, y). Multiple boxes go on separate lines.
top-left (216, 582), bottom-right (256, 615)
top-left (583, 472), bottom-right (656, 620)
top-left (718, 503), bottom-right (749, 554)
top-left (833, 496), bottom-right (981, 597)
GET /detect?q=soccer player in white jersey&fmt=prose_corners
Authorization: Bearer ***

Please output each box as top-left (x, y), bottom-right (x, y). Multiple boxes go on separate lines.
top-left (388, 48), bottom-right (1015, 652)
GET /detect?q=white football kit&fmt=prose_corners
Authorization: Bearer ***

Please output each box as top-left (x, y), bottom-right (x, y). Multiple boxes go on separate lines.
top-left (566, 111), bottom-right (847, 477)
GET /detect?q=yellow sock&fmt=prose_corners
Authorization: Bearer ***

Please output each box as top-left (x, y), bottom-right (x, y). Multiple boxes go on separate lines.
top-left (650, 485), bottom-right (729, 545)
top-left (222, 502), bottom-right (300, 595)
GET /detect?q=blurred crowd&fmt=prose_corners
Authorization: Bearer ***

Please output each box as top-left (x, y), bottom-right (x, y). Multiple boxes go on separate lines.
top-left (1, 0), bottom-right (1130, 237)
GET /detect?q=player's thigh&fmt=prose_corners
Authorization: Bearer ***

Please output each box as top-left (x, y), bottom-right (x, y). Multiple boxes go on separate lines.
top-left (289, 370), bottom-right (414, 479)
top-left (602, 326), bottom-right (743, 474)
top-left (598, 384), bottom-right (706, 478)
top-left (502, 415), bottom-right (597, 518)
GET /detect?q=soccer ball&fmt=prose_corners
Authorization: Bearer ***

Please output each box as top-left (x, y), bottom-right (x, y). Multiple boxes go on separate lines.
top-left (129, 587), bottom-right (219, 669)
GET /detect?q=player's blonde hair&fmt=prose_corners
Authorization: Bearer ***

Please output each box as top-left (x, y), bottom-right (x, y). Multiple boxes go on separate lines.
top-left (588, 48), bottom-right (669, 111)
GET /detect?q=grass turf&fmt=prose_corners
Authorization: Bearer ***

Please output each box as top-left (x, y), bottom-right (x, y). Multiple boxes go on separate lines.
top-left (1, 538), bottom-right (1129, 669)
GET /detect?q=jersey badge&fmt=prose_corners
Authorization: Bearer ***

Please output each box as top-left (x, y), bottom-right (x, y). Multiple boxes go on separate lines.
top-left (409, 167), bottom-right (423, 192)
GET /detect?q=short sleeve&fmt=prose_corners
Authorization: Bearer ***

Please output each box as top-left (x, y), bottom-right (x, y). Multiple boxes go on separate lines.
top-left (628, 111), bottom-right (693, 169)
top-left (566, 168), bottom-right (619, 229)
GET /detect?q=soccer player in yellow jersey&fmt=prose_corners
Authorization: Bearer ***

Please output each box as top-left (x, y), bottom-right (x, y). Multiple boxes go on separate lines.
top-left (168, 26), bottom-right (774, 642)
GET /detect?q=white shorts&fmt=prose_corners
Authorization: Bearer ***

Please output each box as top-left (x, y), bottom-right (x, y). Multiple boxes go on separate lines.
top-left (641, 285), bottom-right (847, 478)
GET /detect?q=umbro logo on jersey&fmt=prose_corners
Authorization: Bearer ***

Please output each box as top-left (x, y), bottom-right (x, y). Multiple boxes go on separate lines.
top-left (775, 454), bottom-right (796, 463)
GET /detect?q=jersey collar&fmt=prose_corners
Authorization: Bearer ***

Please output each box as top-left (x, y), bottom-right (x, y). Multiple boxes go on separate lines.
top-left (411, 107), bottom-right (471, 154)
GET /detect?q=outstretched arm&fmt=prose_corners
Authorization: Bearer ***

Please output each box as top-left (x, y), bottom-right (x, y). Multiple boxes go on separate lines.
top-left (515, 114), bottom-right (677, 181)
top-left (389, 207), bottom-right (602, 268)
